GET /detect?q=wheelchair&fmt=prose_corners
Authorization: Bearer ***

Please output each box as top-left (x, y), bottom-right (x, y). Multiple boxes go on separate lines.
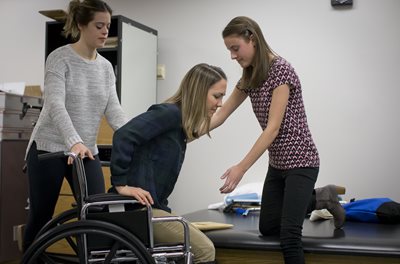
top-left (22, 151), bottom-right (194, 264)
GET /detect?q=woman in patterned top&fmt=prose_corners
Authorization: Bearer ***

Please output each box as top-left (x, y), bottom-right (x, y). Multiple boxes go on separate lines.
top-left (210, 16), bottom-right (345, 264)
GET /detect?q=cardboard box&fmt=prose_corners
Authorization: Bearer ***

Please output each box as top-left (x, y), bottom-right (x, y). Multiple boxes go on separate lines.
top-left (0, 82), bottom-right (25, 95)
top-left (39, 9), bottom-right (67, 22)
top-left (24, 85), bottom-right (42, 98)
top-left (0, 83), bottom-right (42, 98)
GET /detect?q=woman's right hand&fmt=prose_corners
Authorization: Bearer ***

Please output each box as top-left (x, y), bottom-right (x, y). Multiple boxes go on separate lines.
top-left (219, 164), bottom-right (246, 194)
top-left (115, 185), bottom-right (154, 206)
top-left (68, 142), bottom-right (94, 165)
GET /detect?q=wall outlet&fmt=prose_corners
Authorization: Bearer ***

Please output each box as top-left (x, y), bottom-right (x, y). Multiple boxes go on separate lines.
top-left (157, 64), bottom-right (166, 80)
top-left (13, 224), bottom-right (25, 252)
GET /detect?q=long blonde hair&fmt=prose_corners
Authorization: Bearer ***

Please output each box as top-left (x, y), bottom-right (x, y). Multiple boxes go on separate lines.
top-left (222, 16), bottom-right (276, 90)
top-left (63, 0), bottom-right (112, 41)
top-left (165, 63), bottom-right (226, 141)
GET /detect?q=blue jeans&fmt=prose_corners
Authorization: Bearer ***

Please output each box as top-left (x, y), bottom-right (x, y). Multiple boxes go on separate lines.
top-left (259, 165), bottom-right (319, 264)
top-left (23, 141), bottom-right (105, 251)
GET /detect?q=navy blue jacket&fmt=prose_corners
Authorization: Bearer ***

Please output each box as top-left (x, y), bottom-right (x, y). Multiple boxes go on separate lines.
top-left (110, 103), bottom-right (187, 212)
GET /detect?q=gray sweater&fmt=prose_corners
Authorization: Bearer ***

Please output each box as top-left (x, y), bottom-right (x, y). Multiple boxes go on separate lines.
top-left (27, 44), bottom-right (127, 157)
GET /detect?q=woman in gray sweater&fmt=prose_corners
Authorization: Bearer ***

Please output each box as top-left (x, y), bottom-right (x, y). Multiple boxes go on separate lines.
top-left (23, 0), bottom-right (126, 251)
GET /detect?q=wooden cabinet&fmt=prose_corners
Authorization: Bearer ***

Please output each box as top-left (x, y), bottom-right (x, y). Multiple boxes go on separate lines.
top-left (54, 167), bottom-right (112, 216)
top-left (0, 140), bottom-right (30, 262)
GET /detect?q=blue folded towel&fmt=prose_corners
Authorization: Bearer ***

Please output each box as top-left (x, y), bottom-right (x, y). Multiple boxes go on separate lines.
top-left (225, 193), bottom-right (261, 205)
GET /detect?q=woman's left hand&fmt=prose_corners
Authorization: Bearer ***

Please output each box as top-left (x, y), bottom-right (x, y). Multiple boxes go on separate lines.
top-left (219, 164), bottom-right (245, 193)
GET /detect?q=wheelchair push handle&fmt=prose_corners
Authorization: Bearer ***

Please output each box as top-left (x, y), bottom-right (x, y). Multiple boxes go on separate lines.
top-left (23, 152), bottom-right (78, 173)
top-left (38, 151), bottom-right (77, 161)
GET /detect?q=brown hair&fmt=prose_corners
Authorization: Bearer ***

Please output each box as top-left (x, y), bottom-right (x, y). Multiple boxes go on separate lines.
top-left (63, 0), bottom-right (112, 41)
top-left (222, 16), bottom-right (276, 90)
top-left (165, 63), bottom-right (227, 141)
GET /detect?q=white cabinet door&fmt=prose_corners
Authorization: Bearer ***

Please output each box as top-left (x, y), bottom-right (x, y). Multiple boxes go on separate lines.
top-left (120, 22), bottom-right (157, 119)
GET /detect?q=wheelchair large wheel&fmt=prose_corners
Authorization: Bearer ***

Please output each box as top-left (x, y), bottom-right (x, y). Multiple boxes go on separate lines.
top-left (22, 219), bottom-right (155, 264)
top-left (36, 208), bottom-right (78, 238)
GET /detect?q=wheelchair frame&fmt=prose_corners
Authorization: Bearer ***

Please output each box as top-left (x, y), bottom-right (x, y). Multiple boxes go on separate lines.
top-left (22, 151), bottom-right (194, 264)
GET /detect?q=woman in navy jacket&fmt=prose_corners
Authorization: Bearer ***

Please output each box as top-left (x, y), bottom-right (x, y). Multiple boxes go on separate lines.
top-left (110, 63), bottom-right (227, 264)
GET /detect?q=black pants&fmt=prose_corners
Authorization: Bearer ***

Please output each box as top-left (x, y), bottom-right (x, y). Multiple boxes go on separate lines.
top-left (23, 142), bottom-right (105, 252)
top-left (259, 166), bottom-right (319, 264)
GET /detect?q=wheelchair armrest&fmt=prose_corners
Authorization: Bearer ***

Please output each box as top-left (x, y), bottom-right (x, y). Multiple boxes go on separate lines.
top-left (86, 193), bottom-right (139, 203)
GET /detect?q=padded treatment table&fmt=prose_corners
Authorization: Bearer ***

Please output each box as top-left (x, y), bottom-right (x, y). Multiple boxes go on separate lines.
top-left (183, 209), bottom-right (400, 264)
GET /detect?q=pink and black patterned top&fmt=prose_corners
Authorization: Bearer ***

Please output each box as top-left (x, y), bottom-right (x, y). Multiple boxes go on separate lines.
top-left (242, 57), bottom-right (320, 169)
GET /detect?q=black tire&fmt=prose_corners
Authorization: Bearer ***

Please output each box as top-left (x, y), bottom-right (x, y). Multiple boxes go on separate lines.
top-left (36, 208), bottom-right (78, 239)
top-left (22, 219), bottom-right (155, 264)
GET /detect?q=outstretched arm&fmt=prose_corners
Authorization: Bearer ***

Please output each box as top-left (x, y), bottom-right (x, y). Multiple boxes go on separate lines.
top-left (192, 86), bottom-right (247, 142)
top-left (210, 87), bottom-right (248, 131)
top-left (219, 84), bottom-right (290, 193)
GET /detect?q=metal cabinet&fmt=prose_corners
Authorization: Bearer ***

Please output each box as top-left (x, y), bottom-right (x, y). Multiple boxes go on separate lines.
top-left (0, 92), bottom-right (41, 262)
